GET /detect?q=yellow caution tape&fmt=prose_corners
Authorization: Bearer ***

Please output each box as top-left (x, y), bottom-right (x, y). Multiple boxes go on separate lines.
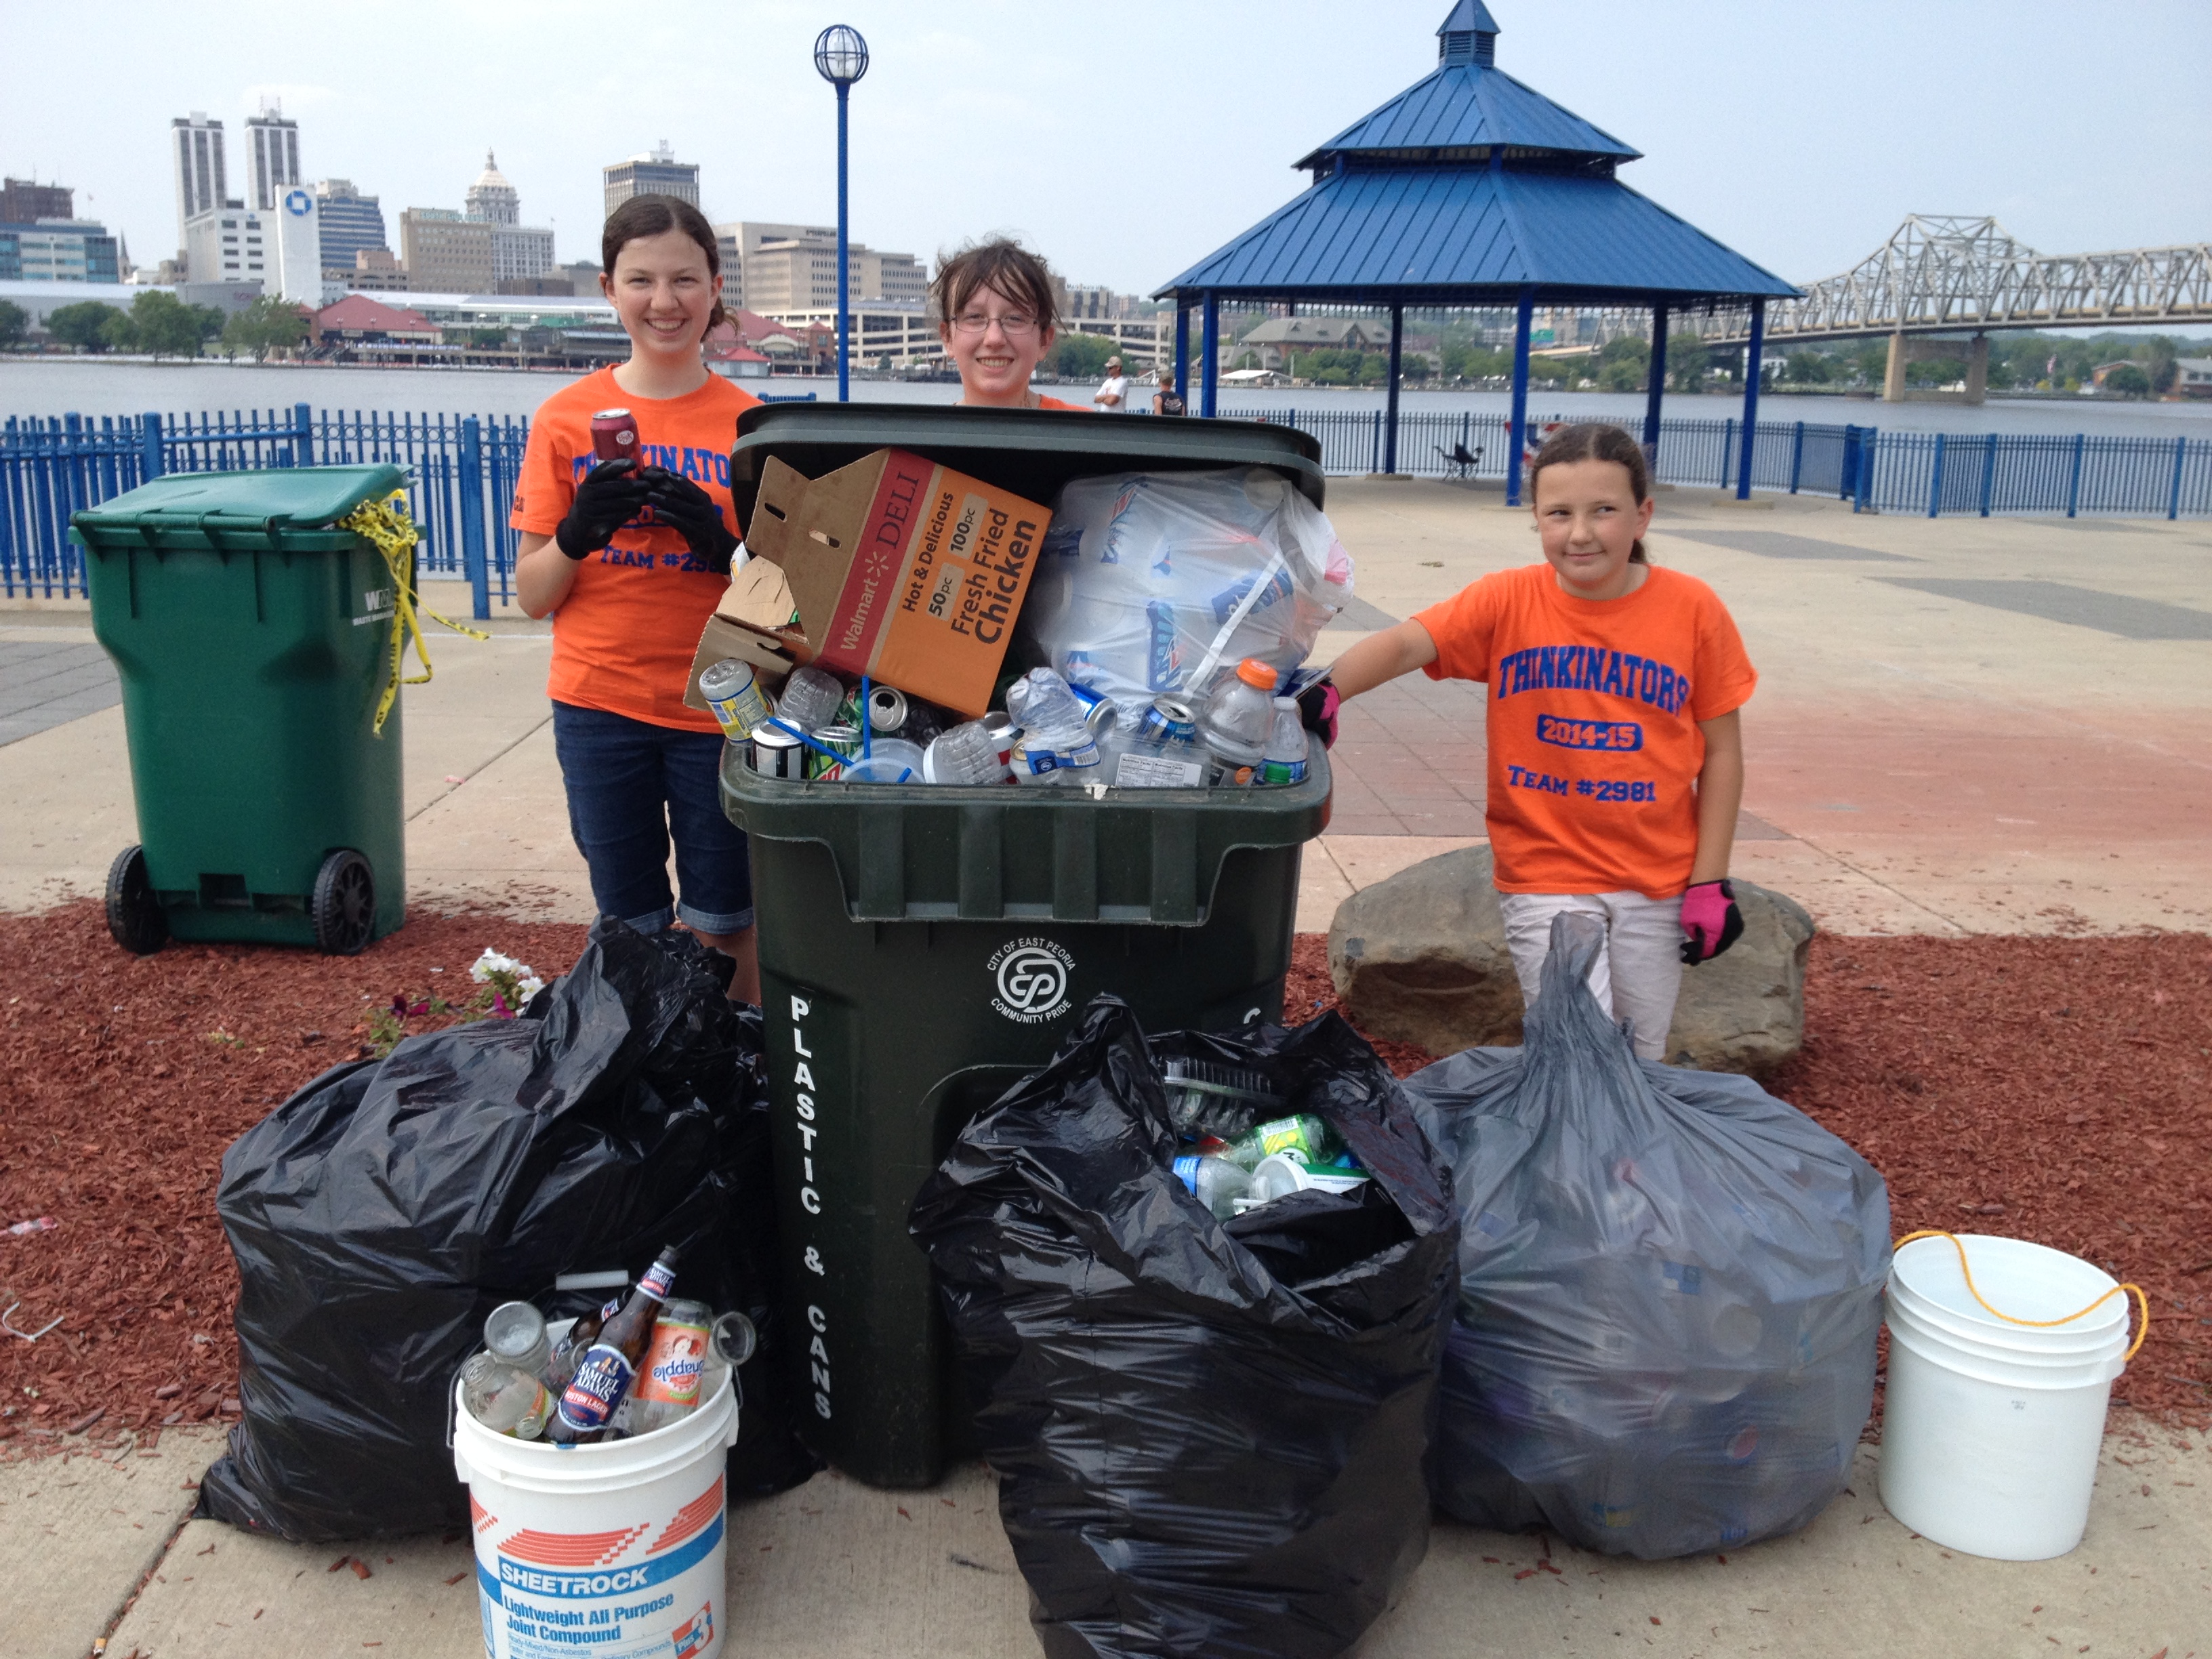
top-left (339, 493), bottom-right (491, 735)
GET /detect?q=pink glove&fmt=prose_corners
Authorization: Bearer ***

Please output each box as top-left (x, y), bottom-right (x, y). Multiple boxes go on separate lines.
top-left (1679, 879), bottom-right (1744, 965)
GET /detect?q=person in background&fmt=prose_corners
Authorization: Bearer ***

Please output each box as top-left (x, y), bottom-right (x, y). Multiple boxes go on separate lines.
top-left (1152, 369), bottom-right (1187, 417)
top-left (1093, 355), bottom-right (1128, 412)
top-left (509, 194), bottom-right (761, 1001)
top-left (1305, 422), bottom-right (1754, 1058)
top-left (935, 238), bottom-right (1088, 411)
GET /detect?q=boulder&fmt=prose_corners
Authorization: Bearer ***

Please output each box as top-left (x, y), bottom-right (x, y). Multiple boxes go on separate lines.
top-left (1327, 844), bottom-right (1814, 1075)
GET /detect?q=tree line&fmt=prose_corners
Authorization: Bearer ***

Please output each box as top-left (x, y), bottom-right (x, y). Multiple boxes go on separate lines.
top-left (0, 292), bottom-right (314, 361)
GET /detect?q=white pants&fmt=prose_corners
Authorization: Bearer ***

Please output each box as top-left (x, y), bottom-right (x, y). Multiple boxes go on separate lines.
top-left (1497, 890), bottom-right (1685, 1061)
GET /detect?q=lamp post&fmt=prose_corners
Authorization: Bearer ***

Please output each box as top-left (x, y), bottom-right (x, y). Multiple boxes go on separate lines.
top-left (813, 24), bottom-right (869, 403)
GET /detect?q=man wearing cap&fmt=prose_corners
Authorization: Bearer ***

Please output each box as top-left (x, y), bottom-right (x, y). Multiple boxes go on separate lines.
top-left (1092, 356), bottom-right (1128, 413)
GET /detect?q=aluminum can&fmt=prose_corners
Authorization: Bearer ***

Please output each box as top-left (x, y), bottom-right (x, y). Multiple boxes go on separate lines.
top-left (1145, 600), bottom-right (1181, 692)
top-left (590, 408), bottom-right (638, 464)
top-left (807, 722), bottom-right (863, 781)
top-left (1136, 695), bottom-right (1199, 748)
top-left (981, 713), bottom-right (1018, 777)
top-left (865, 684), bottom-right (908, 735)
top-left (699, 658), bottom-right (773, 741)
top-left (750, 722), bottom-right (806, 780)
top-left (1065, 681), bottom-right (1120, 738)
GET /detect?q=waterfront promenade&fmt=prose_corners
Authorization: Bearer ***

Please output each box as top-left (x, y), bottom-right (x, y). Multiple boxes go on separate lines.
top-left (1, 483), bottom-right (2207, 1658)
top-left (1, 476), bottom-right (2204, 939)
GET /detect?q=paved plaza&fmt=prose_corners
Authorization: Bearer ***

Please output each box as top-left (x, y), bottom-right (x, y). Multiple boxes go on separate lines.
top-left (1, 483), bottom-right (2207, 1658)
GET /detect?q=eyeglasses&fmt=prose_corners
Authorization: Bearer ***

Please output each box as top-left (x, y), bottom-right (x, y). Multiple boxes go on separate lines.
top-left (950, 311), bottom-right (1040, 337)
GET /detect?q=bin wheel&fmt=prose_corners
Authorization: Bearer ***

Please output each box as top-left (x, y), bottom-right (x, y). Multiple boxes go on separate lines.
top-left (104, 844), bottom-right (167, 956)
top-left (311, 850), bottom-right (376, 956)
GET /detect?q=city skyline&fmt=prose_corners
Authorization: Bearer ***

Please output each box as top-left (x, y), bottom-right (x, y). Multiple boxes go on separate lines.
top-left (2, 0), bottom-right (2206, 300)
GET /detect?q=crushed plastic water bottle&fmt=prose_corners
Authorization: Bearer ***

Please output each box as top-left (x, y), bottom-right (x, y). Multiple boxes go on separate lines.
top-left (775, 665), bottom-right (845, 733)
top-left (1005, 667), bottom-right (1099, 784)
top-left (1173, 1151), bottom-right (1254, 1221)
top-left (924, 719), bottom-right (1008, 785)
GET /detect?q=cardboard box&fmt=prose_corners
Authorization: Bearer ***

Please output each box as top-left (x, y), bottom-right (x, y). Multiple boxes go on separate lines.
top-left (682, 557), bottom-right (810, 715)
top-left (743, 447), bottom-right (1050, 718)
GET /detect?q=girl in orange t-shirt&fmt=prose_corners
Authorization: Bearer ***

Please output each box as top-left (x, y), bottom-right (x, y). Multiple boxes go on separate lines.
top-left (511, 195), bottom-right (761, 1000)
top-left (933, 238), bottom-right (1090, 412)
top-left (1313, 423), bottom-right (1756, 1059)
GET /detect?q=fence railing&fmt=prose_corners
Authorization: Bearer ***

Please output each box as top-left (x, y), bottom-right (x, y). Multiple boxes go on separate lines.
top-left (5, 401), bottom-right (2207, 604)
top-left (0, 403), bottom-right (533, 608)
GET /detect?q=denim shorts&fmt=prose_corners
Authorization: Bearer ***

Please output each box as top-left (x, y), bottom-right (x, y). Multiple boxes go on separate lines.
top-left (550, 701), bottom-right (754, 935)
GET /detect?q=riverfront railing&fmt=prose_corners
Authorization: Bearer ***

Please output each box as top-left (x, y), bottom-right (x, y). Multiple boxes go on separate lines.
top-left (4, 401), bottom-right (2207, 606)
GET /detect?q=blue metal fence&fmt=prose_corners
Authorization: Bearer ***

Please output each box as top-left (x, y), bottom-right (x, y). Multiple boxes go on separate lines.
top-left (5, 401), bottom-right (2207, 607)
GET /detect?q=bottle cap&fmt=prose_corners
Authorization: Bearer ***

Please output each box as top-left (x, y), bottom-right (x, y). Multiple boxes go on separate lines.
top-left (1235, 659), bottom-right (1278, 690)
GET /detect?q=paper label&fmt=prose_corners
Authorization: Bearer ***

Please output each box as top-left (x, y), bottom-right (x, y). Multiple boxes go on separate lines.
top-left (1114, 752), bottom-right (1205, 788)
top-left (632, 1317), bottom-right (711, 1406)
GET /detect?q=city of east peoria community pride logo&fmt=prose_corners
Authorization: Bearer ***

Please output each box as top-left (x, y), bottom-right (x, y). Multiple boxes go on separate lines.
top-left (284, 188), bottom-right (312, 216)
top-left (988, 938), bottom-right (1074, 1024)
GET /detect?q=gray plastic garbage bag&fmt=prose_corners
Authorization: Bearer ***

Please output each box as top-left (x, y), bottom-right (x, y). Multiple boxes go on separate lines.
top-left (1403, 912), bottom-right (1889, 1559)
top-left (195, 920), bottom-right (817, 1542)
top-left (909, 996), bottom-right (1458, 1659)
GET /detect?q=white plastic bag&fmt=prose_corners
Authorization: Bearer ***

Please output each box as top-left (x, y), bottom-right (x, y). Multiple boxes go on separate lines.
top-left (1019, 468), bottom-right (1354, 718)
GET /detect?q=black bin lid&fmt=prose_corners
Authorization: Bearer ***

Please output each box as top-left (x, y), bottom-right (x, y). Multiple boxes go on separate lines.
top-left (728, 402), bottom-right (1324, 531)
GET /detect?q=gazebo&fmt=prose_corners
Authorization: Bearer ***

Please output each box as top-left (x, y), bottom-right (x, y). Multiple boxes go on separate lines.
top-left (1155, 1), bottom-right (1801, 501)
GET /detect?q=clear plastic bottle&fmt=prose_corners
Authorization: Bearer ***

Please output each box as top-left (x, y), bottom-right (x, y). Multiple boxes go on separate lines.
top-left (1173, 1151), bottom-right (1254, 1221)
top-left (1260, 698), bottom-right (1309, 786)
top-left (924, 720), bottom-right (1006, 786)
top-left (1006, 667), bottom-right (1089, 735)
top-left (775, 665), bottom-right (846, 733)
top-left (1006, 668), bottom-right (1099, 783)
top-left (462, 1351), bottom-right (554, 1439)
top-left (1198, 658), bottom-right (1279, 785)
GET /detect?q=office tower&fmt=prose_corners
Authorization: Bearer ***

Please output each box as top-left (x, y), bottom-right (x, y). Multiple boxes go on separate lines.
top-left (603, 142), bottom-right (699, 218)
top-left (315, 180), bottom-right (388, 270)
top-left (243, 110), bottom-right (302, 212)
top-left (171, 113), bottom-right (229, 257)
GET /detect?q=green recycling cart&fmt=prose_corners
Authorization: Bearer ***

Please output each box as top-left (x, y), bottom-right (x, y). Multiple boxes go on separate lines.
top-left (721, 403), bottom-right (1334, 1488)
top-left (72, 465), bottom-right (414, 956)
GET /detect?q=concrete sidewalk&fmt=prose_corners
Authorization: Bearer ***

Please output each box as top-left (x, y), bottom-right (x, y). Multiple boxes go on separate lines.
top-left (1, 488), bottom-right (2206, 1659)
top-left (9, 1420), bottom-right (2205, 1659)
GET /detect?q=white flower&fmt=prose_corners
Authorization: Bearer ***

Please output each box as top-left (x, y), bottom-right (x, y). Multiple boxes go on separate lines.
top-left (514, 975), bottom-right (547, 1001)
top-left (471, 947), bottom-right (528, 984)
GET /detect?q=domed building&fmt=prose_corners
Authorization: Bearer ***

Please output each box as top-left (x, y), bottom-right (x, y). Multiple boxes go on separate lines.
top-left (465, 152), bottom-right (520, 226)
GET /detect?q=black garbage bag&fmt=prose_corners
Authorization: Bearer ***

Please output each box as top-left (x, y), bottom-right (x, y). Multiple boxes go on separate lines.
top-left (197, 920), bottom-right (818, 1542)
top-left (1403, 912), bottom-right (1889, 1559)
top-left (909, 996), bottom-right (1459, 1659)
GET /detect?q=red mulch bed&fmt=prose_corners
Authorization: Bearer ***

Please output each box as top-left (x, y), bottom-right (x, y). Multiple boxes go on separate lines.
top-left (2, 907), bottom-right (2204, 1462)
top-left (0, 903), bottom-right (589, 1460)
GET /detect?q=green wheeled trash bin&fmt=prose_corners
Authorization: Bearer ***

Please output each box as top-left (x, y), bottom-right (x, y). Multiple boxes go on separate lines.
top-left (720, 404), bottom-right (1335, 1488)
top-left (72, 465), bottom-right (414, 956)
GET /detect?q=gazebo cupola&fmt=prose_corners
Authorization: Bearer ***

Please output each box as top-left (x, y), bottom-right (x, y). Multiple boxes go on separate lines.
top-left (1157, 2), bottom-right (1798, 499)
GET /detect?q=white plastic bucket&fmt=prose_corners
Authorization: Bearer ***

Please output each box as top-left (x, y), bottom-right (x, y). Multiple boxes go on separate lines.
top-left (1877, 1235), bottom-right (2134, 1561)
top-left (1890, 1233), bottom-right (2127, 1340)
top-left (454, 1365), bottom-right (739, 1659)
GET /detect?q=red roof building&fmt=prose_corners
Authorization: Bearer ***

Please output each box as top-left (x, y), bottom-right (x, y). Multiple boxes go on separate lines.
top-left (315, 294), bottom-right (441, 344)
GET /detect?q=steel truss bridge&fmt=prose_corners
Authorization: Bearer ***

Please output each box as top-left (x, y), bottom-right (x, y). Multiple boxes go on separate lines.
top-left (1699, 216), bottom-right (2212, 346)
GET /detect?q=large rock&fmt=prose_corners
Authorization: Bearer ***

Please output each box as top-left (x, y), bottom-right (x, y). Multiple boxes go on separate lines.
top-left (1327, 845), bottom-right (1814, 1075)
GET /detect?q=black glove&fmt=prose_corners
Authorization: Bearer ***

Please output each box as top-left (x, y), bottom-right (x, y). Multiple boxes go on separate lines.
top-left (642, 467), bottom-right (741, 575)
top-left (1679, 878), bottom-right (1745, 965)
top-left (555, 459), bottom-right (651, 559)
top-left (1294, 675), bottom-right (1340, 749)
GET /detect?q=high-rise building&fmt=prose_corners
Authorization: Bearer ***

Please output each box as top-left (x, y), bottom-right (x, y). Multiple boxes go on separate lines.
top-left (724, 222), bottom-right (925, 315)
top-left (171, 113), bottom-right (230, 257)
top-left (1, 179), bottom-right (73, 224)
top-left (315, 180), bottom-right (388, 272)
top-left (399, 208), bottom-right (490, 291)
top-left (243, 110), bottom-right (302, 213)
top-left (603, 142), bottom-right (699, 218)
top-left (465, 152), bottom-right (520, 226)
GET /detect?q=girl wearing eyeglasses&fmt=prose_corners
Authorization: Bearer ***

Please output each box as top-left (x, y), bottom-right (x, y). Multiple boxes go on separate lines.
top-left (933, 239), bottom-right (1090, 410)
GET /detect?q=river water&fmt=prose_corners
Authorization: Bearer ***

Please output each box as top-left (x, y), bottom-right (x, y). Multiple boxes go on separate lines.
top-left (4, 356), bottom-right (2207, 438)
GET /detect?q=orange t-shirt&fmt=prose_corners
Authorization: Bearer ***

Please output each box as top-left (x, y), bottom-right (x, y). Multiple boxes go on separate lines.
top-left (1036, 396), bottom-right (1086, 411)
top-left (510, 367), bottom-right (759, 731)
top-left (1413, 564), bottom-right (1756, 899)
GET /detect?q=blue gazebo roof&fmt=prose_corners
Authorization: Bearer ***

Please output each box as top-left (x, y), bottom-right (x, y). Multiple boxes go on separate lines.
top-left (1158, 4), bottom-right (1795, 308)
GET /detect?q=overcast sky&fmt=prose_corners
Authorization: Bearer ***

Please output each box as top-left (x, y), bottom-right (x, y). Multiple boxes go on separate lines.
top-left (8, 0), bottom-right (2207, 298)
